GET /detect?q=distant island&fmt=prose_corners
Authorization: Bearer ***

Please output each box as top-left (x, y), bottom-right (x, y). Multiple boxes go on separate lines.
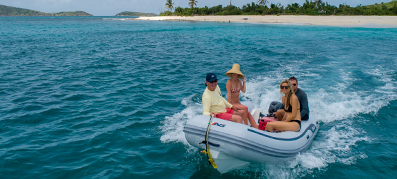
top-left (0, 4), bottom-right (92, 16)
top-left (116, 11), bottom-right (157, 16)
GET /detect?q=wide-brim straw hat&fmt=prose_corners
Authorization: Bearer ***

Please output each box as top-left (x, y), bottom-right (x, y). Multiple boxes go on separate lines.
top-left (225, 64), bottom-right (244, 78)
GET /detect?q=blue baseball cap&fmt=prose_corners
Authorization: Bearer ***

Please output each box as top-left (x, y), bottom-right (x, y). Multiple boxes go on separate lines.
top-left (206, 73), bottom-right (217, 82)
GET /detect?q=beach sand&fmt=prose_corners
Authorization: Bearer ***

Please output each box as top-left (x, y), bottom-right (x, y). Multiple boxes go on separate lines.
top-left (135, 15), bottom-right (397, 27)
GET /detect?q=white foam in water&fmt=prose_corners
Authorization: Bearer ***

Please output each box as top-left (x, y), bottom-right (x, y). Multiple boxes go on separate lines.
top-left (233, 120), bottom-right (369, 178)
top-left (241, 75), bottom-right (287, 109)
top-left (160, 63), bottom-right (396, 177)
top-left (311, 67), bottom-right (397, 123)
top-left (102, 18), bottom-right (130, 21)
top-left (159, 94), bottom-right (202, 146)
top-left (296, 121), bottom-right (370, 165)
top-left (367, 68), bottom-right (397, 99)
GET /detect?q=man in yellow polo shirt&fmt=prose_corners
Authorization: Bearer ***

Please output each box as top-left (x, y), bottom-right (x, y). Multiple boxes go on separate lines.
top-left (202, 73), bottom-right (244, 123)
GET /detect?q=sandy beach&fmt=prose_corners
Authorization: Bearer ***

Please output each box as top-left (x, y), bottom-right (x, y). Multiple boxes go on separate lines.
top-left (135, 15), bottom-right (397, 27)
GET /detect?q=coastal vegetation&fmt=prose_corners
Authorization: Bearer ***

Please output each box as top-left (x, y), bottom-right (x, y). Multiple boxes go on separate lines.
top-left (165, 0), bottom-right (175, 12)
top-left (116, 11), bottom-right (157, 16)
top-left (160, 0), bottom-right (397, 16)
top-left (0, 5), bottom-right (92, 16)
top-left (188, 0), bottom-right (198, 9)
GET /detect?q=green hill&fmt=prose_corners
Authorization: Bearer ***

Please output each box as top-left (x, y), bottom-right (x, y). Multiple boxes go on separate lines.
top-left (0, 4), bottom-right (92, 16)
top-left (52, 11), bottom-right (92, 16)
top-left (116, 11), bottom-right (157, 16)
top-left (366, 0), bottom-right (397, 9)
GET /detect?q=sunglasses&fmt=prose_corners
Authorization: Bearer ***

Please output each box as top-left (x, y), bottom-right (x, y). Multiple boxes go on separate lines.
top-left (210, 80), bottom-right (218, 83)
top-left (292, 84), bottom-right (297, 86)
top-left (280, 86), bottom-right (289, 89)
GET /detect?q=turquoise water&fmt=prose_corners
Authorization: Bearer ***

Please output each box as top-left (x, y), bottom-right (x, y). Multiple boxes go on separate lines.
top-left (0, 16), bottom-right (396, 178)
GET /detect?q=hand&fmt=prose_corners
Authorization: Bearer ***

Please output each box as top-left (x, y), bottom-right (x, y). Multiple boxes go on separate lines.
top-left (283, 114), bottom-right (287, 121)
top-left (210, 112), bottom-right (216, 117)
top-left (232, 106), bottom-right (241, 111)
top-left (242, 77), bottom-right (245, 83)
top-left (272, 112), bottom-right (276, 117)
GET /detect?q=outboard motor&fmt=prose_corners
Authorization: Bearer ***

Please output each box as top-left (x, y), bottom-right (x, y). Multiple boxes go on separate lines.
top-left (257, 101), bottom-right (284, 120)
top-left (267, 101), bottom-right (283, 116)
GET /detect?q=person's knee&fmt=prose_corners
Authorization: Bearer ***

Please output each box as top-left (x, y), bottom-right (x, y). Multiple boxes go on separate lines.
top-left (276, 109), bottom-right (284, 115)
top-left (275, 109), bottom-right (284, 121)
top-left (236, 116), bottom-right (242, 123)
top-left (233, 115), bottom-right (242, 123)
top-left (234, 109), bottom-right (244, 116)
top-left (242, 105), bottom-right (248, 111)
top-left (265, 122), bottom-right (274, 130)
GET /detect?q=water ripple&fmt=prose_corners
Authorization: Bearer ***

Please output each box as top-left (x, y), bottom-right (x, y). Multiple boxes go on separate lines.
top-left (0, 17), bottom-right (396, 178)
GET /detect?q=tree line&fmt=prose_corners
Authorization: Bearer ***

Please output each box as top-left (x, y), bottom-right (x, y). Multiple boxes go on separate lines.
top-left (161, 0), bottom-right (397, 16)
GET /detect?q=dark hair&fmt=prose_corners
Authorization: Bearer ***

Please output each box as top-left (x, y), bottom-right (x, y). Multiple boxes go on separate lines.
top-left (289, 76), bottom-right (298, 84)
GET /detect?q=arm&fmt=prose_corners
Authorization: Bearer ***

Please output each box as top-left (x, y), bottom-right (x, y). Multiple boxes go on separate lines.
top-left (285, 95), bottom-right (299, 122)
top-left (241, 77), bottom-right (246, 93)
top-left (222, 97), bottom-right (233, 109)
top-left (216, 85), bottom-right (233, 108)
top-left (300, 92), bottom-right (309, 118)
top-left (202, 95), bottom-right (211, 116)
top-left (278, 96), bottom-right (286, 119)
top-left (226, 80), bottom-right (232, 103)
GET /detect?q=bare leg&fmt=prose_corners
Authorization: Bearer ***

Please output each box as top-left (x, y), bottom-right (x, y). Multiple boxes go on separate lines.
top-left (240, 105), bottom-right (248, 125)
top-left (232, 103), bottom-right (249, 125)
top-left (230, 103), bottom-right (258, 128)
top-left (265, 121), bottom-right (300, 132)
top-left (240, 105), bottom-right (249, 125)
top-left (230, 115), bottom-right (242, 123)
top-left (275, 109), bottom-right (285, 121)
top-left (232, 109), bottom-right (245, 124)
top-left (247, 112), bottom-right (258, 129)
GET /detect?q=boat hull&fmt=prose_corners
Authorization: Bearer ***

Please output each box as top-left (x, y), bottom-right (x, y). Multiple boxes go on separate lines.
top-left (183, 114), bottom-right (319, 173)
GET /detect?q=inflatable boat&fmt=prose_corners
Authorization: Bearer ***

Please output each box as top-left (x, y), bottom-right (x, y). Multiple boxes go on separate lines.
top-left (183, 102), bottom-right (319, 173)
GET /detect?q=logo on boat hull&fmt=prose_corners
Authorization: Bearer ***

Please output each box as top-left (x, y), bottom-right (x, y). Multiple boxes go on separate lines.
top-left (211, 122), bottom-right (226, 127)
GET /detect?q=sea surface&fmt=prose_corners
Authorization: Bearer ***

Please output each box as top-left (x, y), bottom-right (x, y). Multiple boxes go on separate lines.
top-left (0, 16), bottom-right (396, 179)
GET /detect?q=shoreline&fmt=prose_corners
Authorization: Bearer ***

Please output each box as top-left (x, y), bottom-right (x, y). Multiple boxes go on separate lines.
top-left (135, 15), bottom-right (397, 28)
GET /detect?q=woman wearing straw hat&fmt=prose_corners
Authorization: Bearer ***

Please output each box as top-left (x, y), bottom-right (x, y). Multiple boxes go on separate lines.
top-left (226, 64), bottom-right (258, 129)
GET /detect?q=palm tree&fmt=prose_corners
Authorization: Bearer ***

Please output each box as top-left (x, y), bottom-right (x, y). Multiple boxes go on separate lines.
top-left (165, 0), bottom-right (175, 12)
top-left (257, 0), bottom-right (268, 6)
top-left (188, 0), bottom-right (198, 9)
top-left (315, 0), bottom-right (323, 10)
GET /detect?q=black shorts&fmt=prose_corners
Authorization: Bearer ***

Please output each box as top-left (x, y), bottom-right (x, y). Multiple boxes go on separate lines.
top-left (290, 120), bottom-right (301, 129)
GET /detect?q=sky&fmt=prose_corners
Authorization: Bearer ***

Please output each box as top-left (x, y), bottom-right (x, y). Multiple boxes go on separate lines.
top-left (0, 0), bottom-right (392, 16)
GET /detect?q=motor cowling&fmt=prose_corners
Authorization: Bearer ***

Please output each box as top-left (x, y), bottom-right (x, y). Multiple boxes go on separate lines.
top-left (268, 101), bottom-right (283, 116)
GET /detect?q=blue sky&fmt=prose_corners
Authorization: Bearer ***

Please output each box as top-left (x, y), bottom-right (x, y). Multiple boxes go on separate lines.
top-left (0, 0), bottom-right (391, 16)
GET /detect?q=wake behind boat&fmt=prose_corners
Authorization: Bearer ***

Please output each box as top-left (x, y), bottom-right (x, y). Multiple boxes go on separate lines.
top-left (183, 106), bottom-right (319, 173)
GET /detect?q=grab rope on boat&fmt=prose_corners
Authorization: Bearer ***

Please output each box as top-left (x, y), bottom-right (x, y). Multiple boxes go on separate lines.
top-left (200, 115), bottom-right (217, 169)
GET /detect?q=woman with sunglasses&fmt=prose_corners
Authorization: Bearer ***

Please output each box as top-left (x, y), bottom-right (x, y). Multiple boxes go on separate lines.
top-left (265, 79), bottom-right (301, 132)
top-left (225, 64), bottom-right (258, 129)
